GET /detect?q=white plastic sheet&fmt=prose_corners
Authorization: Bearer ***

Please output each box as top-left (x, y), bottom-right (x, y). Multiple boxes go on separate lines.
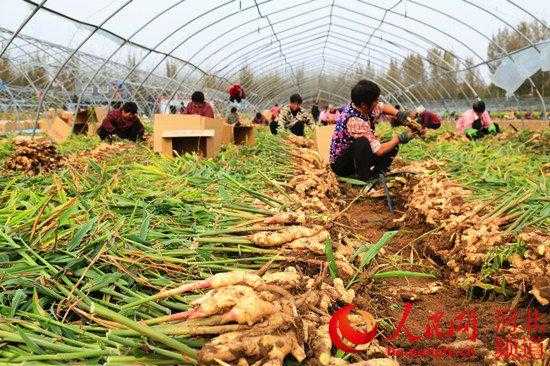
top-left (541, 42), bottom-right (550, 72)
top-left (490, 39), bottom-right (550, 97)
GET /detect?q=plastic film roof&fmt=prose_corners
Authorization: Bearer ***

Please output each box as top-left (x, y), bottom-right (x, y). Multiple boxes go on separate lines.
top-left (0, 0), bottom-right (549, 118)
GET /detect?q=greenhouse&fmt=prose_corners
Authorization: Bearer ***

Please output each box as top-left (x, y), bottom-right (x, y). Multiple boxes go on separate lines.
top-left (0, 1), bottom-right (548, 366)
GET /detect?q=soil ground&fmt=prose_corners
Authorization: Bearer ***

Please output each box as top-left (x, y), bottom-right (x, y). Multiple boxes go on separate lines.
top-left (334, 186), bottom-right (550, 366)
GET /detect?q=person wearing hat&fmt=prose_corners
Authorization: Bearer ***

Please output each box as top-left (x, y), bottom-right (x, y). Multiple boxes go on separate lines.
top-left (457, 100), bottom-right (499, 140)
top-left (412, 106), bottom-right (442, 130)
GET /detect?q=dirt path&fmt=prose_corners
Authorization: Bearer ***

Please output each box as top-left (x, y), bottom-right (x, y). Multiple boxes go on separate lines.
top-left (335, 187), bottom-right (550, 366)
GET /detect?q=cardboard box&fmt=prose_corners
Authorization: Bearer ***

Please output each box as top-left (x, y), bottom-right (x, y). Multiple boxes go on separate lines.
top-left (74, 106), bottom-right (109, 136)
top-left (38, 116), bottom-right (72, 143)
top-left (94, 106), bottom-right (109, 125)
top-left (153, 114), bottom-right (233, 158)
top-left (315, 125), bottom-right (335, 165)
top-left (0, 120), bottom-right (36, 134)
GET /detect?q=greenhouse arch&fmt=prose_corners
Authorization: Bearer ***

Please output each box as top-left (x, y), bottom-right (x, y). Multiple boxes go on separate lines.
top-left (0, 0), bottom-right (548, 120)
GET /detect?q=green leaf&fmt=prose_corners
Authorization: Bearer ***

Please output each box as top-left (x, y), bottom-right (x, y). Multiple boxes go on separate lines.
top-left (354, 230), bottom-right (398, 270)
top-left (10, 288), bottom-right (27, 317)
top-left (324, 238), bottom-right (339, 279)
top-left (17, 327), bottom-right (42, 354)
top-left (0, 229), bottom-right (20, 249)
top-left (140, 213), bottom-right (151, 241)
top-left (337, 176), bottom-right (373, 186)
top-left (67, 218), bottom-right (98, 252)
top-left (32, 288), bottom-right (47, 317)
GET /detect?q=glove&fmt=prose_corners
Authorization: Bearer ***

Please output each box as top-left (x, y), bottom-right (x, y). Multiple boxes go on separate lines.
top-left (398, 132), bottom-right (413, 144)
top-left (395, 111), bottom-right (408, 126)
top-left (464, 128), bottom-right (479, 139)
top-left (487, 123), bottom-right (498, 134)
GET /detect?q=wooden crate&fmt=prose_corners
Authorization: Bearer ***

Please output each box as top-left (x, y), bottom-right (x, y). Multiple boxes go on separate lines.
top-left (153, 114), bottom-right (233, 158)
top-left (314, 125), bottom-right (335, 165)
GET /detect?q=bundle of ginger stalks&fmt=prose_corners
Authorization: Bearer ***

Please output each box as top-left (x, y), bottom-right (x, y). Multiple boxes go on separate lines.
top-left (4, 137), bottom-right (65, 175)
top-left (115, 268), bottom-right (396, 366)
top-left (0, 130), bottom-right (394, 366)
top-left (390, 125), bottom-right (550, 304)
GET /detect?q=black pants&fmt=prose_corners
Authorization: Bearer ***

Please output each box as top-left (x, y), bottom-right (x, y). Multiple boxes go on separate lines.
top-left (269, 121), bottom-right (278, 135)
top-left (331, 138), bottom-right (398, 181)
top-left (289, 122), bottom-right (305, 137)
top-left (229, 96), bottom-right (242, 103)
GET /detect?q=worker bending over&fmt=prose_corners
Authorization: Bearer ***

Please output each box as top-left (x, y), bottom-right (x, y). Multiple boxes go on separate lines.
top-left (228, 83), bottom-right (245, 103)
top-left (98, 101), bottom-right (144, 142)
top-left (330, 80), bottom-right (415, 181)
top-left (226, 107), bottom-right (241, 125)
top-left (412, 106), bottom-right (442, 130)
top-left (182, 91), bottom-right (214, 118)
top-left (457, 100), bottom-right (499, 140)
top-left (253, 112), bottom-right (268, 125)
top-left (277, 94), bottom-right (313, 137)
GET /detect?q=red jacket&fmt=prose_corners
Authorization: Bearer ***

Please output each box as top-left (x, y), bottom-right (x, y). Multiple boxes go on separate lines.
top-left (183, 102), bottom-right (214, 118)
top-left (228, 84), bottom-right (245, 98)
top-left (98, 109), bottom-right (144, 140)
top-left (418, 111), bottom-right (442, 129)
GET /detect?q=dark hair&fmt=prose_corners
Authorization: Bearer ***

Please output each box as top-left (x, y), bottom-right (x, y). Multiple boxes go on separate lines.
top-left (255, 112), bottom-right (262, 118)
top-left (274, 103), bottom-right (278, 106)
top-left (111, 101), bottom-right (122, 109)
top-left (122, 101), bottom-right (138, 114)
top-left (473, 100), bottom-right (485, 114)
top-left (169, 105), bottom-right (177, 114)
top-left (231, 107), bottom-right (238, 113)
top-left (289, 94), bottom-right (303, 104)
top-left (351, 80), bottom-right (380, 107)
top-left (394, 104), bottom-right (401, 110)
top-left (191, 91), bottom-right (205, 103)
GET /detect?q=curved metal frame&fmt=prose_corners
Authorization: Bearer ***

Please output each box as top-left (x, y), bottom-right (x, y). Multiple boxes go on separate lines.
top-left (0, 0), bottom-right (547, 120)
